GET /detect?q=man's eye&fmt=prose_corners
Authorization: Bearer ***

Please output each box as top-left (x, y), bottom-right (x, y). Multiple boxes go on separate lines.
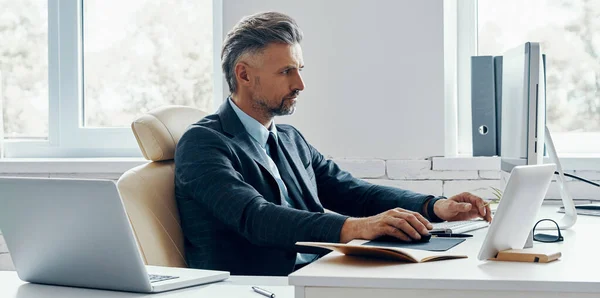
top-left (282, 70), bottom-right (289, 74)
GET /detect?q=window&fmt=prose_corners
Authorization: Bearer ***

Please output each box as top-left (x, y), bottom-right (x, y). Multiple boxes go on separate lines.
top-left (1, 0), bottom-right (219, 158)
top-left (453, 0), bottom-right (600, 156)
top-left (0, 0), bottom-right (49, 140)
top-left (83, 0), bottom-right (214, 128)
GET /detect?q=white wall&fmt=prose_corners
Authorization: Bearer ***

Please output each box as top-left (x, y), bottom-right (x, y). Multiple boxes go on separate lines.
top-left (222, 0), bottom-right (445, 159)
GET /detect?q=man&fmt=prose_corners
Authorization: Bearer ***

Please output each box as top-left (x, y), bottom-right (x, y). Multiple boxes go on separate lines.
top-left (174, 11), bottom-right (491, 276)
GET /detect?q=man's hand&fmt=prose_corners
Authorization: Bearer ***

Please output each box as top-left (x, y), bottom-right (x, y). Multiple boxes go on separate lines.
top-left (339, 208), bottom-right (433, 243)
top-left (433, 192), bottom-right (492, 222)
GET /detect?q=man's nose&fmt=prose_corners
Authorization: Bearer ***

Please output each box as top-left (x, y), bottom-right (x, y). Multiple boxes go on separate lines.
top-left (294, 72), bottom-right (305, 91)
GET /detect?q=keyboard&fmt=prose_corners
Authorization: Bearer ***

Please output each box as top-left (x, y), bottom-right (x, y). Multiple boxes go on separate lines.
top-left (148, 274), bottom-right (179, 283)
top-left (559, 205), bottom-right (600, 217)
top-left (431, 220), bottom-right (489, 234)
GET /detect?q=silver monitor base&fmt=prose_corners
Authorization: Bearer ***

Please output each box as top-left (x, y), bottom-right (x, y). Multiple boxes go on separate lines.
top-left (538, 126), bottom-right (577, 230)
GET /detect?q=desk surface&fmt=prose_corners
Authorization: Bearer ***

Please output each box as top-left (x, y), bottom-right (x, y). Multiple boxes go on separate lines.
top-left (290, 206), bottom-right (600, 294)
top-left (0, 272), bottom-right (292, 298)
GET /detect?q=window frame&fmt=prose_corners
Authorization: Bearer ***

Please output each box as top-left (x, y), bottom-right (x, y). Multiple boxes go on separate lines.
top-left (3, 0), bottom-right (222, 158)
top-left (449, 0), bottom-right (600, 157)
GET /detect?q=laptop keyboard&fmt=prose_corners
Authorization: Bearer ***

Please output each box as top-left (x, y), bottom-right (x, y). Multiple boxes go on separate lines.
top-left (148, 274), bottom-right (179, 283)
top-left (431, 220), bottom-right (489, 234)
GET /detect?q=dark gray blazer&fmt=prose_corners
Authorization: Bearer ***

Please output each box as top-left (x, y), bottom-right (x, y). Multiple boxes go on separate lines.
top-left (174, 101), bottom-right (439, 276)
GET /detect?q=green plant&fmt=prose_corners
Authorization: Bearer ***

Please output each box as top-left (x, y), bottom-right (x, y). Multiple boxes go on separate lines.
top-left (489, 186), bottom-right (503, 204)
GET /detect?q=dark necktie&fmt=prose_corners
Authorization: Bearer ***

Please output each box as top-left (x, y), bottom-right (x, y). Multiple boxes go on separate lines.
top-left (266, 133), bottom-right (282, 169)
top-left (266, 133), bottom-right (303, 209)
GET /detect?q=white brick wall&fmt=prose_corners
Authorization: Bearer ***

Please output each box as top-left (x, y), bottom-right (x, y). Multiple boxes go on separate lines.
top-left (547, 181), bottom-right (600, 200)
top-left (432, 156), bottom-right (501, 171)
top-left (48, 173), bottom-right (121, 180)
top-left (364, 179), bottom-right (443, 195)
top-left (574, 171), bottom-right (600, 181)
top-left (443, 180), bottom-right (505, 199)
top-left (335, 158), bottom-right (600, 201)
top-left (387, 160), bottom-right (478, 180)
top-left (333, 159), bottom-right (386, 179)
top-left (478, 171), bottom-right (501, 179)
top-left (0, 173), bottom-right (121, 180)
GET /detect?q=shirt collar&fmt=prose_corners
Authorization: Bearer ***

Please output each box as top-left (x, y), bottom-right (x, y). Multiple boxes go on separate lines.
top-left (228, 97), bottom-right (277, 149)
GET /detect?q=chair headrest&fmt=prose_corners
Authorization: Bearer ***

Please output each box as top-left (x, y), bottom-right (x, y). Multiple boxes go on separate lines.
top-left (131, 105), bottom-right (208, 161)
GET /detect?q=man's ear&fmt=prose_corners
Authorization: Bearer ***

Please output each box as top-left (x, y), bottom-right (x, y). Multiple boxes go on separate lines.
top-left (234, 62), bottom-right (252, 88)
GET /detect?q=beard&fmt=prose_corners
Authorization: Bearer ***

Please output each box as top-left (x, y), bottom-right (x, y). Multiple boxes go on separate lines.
top-left (272, 96), bottom-right (297, 116)
top-left (251, 77), bottom-right (299, 117)
top-left (253, 92), bottom-right (298, 117)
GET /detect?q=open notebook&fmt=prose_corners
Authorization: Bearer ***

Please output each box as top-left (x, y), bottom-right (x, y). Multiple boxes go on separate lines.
top-left (296, 242), bottom-right (468, 263)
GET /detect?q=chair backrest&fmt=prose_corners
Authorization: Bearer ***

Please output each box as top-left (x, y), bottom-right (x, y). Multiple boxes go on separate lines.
top-left (117, 105), bottom-right (207, 267)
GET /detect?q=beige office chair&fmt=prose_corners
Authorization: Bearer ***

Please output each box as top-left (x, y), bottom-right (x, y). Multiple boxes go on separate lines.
top-left (117, 105), bottom-right (207, 268)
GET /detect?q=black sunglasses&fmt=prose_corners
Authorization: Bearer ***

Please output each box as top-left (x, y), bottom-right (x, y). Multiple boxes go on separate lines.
top-left (533, 218), bottom-right (564, 243)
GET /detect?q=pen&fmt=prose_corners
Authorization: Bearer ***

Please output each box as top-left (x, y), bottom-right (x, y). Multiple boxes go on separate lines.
top-left (431, 233), bottom-right (473, 238)
top-left (252, 286), bottom-right (276, 298)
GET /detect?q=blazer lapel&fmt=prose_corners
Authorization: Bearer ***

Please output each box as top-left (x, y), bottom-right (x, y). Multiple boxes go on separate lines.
top-left (278, 132), bottom-right (323, 212)
top-left (216, 101), bottom-right (277, 180)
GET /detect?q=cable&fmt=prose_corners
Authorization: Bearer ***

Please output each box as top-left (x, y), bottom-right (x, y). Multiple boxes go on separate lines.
top-left (555, 171), bottom-right (600, 188)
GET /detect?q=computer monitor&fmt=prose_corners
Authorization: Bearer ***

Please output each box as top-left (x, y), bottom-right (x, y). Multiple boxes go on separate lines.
top-left (500, 42), bottom-right (576, 229)
top-left (500, 42), bottom-right (545, 172)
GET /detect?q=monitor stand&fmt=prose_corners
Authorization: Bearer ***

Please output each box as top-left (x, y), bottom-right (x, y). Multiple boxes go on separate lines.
top-left (539, 126), bottom-right (577, 230)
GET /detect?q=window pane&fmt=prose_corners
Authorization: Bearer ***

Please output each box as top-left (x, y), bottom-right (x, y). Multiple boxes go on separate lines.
top-left (0, 0), bottom-right (49, 139)
top-left (83, 0), bottom-right (213, 128)
top-left (478, 0), bottom-right (600, 133)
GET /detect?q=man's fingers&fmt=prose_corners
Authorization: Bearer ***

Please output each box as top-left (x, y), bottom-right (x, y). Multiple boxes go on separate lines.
top-left (484, 202), bottom-right (493, 222)
top-left (403, 213), bottom-right (429, 235)
top-left (385, 226), bottom-right (411, 242)
top-left (460, 202), bottom-right (472, 211)
top-left (467, 194), bottom-right (492, 221)
top-left (475, 199), bottom-right (487, 218)
top-left (386, 216), bottom-right (421, 239)
top-left (450, 200), bottom-right (472, 212)
top-left (392, 210), bottom-right (429, 235)
top-left (412, 211), bottom-right (433, 230)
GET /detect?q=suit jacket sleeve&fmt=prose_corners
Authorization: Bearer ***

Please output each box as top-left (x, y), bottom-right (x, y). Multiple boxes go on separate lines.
top-left (292, 128), bottom-right (435, 218)
top-left (175, 126), bottom-right (349, 249)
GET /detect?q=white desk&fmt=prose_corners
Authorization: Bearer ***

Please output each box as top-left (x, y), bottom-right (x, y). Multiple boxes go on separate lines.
top-left (0, 272), bottom-right (292, 298)
top-left (290, 205), bottom-right (600, 298)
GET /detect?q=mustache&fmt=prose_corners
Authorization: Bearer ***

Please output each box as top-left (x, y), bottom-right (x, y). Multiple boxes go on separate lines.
top-left (284, 90), bottom-right (300, 99)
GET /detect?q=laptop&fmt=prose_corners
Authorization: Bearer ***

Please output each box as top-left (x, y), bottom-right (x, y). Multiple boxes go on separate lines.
top-left (478, 164), bottom-right (556, 260)
top-left (0, 177), bottom-right (229, 293)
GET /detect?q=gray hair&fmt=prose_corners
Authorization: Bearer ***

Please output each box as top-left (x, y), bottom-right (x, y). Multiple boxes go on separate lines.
top-left (221, 12), bottom-right (303, 94)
